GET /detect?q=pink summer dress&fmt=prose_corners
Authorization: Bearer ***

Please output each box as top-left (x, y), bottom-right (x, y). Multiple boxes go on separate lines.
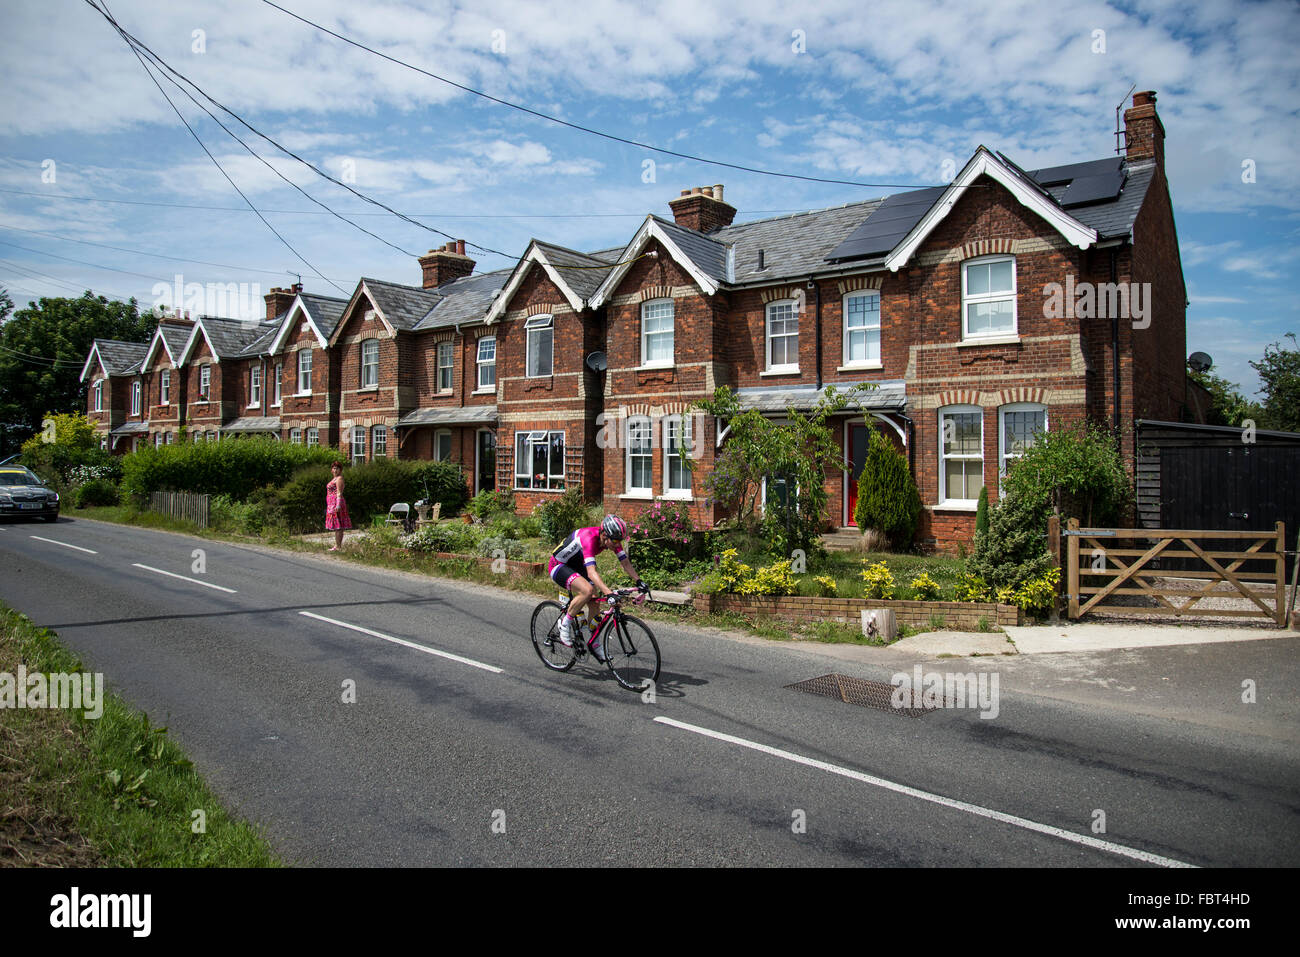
top-left (325, 478), bottom-right (352, 530)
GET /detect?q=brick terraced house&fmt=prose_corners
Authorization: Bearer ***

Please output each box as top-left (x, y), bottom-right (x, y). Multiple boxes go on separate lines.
top-left (82, 92), bottom-right (1192, 548)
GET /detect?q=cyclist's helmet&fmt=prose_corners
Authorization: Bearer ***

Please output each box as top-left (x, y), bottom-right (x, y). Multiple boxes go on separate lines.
top-left (601, 515), bottom-right (628, 541)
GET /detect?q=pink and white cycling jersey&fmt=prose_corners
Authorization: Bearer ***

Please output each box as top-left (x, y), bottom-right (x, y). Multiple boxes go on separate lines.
top-left (550, 526), bottom-right (627, 571)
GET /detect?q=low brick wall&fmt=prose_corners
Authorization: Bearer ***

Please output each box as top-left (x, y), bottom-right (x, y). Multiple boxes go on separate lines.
top-left (692, 593), bottom-right (1021, 629)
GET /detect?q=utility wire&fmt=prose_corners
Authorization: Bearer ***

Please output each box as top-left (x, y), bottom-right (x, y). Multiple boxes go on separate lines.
top-left (260, 0), bottom-right (946, 191)
top-left (90, 0), bottom-right (346, 295)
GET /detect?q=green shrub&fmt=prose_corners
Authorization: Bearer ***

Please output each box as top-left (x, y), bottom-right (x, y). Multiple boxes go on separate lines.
top-left (467, 489), bottom-right (516, 523)
top-left (715, 548), bottom-right (753, 592)
top-left (910, 572), bottom-right (941, 600)
top-left (1001, 421), bottom-right (1131, 527)
top-left (966, 487), bottom-right (1055, 593)
top-left (400, 524), bottom-right (477, 553)
top-left (737, 560), bottom-right (798, 596)
top-left (517, 515), bottom-right (541, 538)
top-left (853, 427), bottom-right (922, 549)
top-left (73, 478), bottom-right (119, 508)
top-left (408, 461), bottom-right (471, 516)
top-left (535, 488), bottom-right (591, 545)
top-left (119, 437), bottom-right (337, 504)
top-left (860, 560), bottom-right (895, 599)
top-left (954, 572), bottom-right (991, 603)
top-left (476, 535), bottom-right (527, 560)
top-left (1009, 567), bottom-right (1060, 620)
top-left (975, 486), bottom-right (989, 544)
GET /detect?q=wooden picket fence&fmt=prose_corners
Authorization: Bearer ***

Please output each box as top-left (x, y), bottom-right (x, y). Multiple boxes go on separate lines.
top-left (150, 491), bottom-right (210, 529)
top-left (1063, 518), bottom-right (1287, 626)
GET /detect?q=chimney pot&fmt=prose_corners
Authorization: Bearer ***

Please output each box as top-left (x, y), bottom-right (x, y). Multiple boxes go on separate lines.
top-left (679, 189), bottom-right (690, 197)
top-left (668, 182), bottom-right (738, 233)
top-left (702, 186), bottom-right (714, 198)
top-left (456, 239), bottom-right (466, 255)
top-left (713, 184), bottom-right (724, 201)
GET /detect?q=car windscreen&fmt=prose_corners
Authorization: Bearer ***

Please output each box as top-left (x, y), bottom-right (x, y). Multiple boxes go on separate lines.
top-left (0, 473), bottom-right (38, 486)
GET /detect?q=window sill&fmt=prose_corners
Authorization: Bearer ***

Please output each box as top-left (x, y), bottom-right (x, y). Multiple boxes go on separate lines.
top-left (760, 367), bottom-right (801, 377)
top-left (932, 502), bottom-right (979, 512)
top-left (294, 391), bottom-right (312, 397)
top-left (513, 486), bottom-right (566, 493)
top-left (637, 363), bottom-right (674, 372)
top-left (618, 492), bottom-right (654, 500)
top-left (246, 403), bottom-right (261, 410)
top-left (662, 492), bottom-right (693, 501)
top-left (358, 386), bottom-right (378, 393)
top-left (958, 335), bottom-right (1020, 348)
top-left (836, 362), bottom-right (882, 372)
top-left (472, 387), bottom-right (495, 395)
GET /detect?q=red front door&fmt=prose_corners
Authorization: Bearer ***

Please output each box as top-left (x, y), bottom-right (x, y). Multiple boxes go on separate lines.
top-left (846, 422), bottom-right (870, 526)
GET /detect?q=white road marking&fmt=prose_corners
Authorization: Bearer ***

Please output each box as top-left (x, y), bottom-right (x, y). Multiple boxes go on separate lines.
top-left (131, 563), bottom-right (237, 593)
top-left (299, 611), bottom-right (504, 674)
top-left (30, 535), bottom-right (97, 554)
top-left (653, 716), bottom-right (1197, 869)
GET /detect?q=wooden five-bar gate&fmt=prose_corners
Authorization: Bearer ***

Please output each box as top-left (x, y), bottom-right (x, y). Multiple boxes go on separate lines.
top-left (1063, 519), bottom-right (1288, 626)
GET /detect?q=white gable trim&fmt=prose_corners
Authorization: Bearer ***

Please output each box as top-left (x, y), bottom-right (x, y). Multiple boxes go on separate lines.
top-left (329, 282), bottom-right (394, 346)
top-left (884, 147), bottom-right (1097, 272)
top-left (270, 297), bottom-right (329, 353)
top-left (485, 243), bottom-right (585, 324)
top-left (588, 217), bottom-right (721, 309)
top-left (179, 321), bottom-right (223, 365)
top-left (142, 326), bottom-right (180, 371)
top-left (79, 343), bottom-right (108, 383)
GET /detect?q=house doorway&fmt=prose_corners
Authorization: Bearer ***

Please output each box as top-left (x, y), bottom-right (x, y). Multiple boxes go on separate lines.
top-left (476, 430), bottom-right (496, 493)
top-left (846, 421), bottom-right (870, 526)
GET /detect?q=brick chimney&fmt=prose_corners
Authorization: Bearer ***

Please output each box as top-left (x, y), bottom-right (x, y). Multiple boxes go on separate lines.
top-left (668, 184), bottom-right (736, 233)
top-left (1124, 91), bottom-right (1165, 168)
top-left (264, 283), bottom-right (301, 321)
top-left (419, 241), bottom-right (476, 289)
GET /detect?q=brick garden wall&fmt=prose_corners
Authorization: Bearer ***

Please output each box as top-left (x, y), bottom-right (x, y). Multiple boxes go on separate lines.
top-left (692, 592), bottom-right (1021, 629)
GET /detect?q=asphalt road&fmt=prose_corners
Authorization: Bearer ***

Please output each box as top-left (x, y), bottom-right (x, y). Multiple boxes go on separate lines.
top-left (2, 515), bottom-right (1297, 867)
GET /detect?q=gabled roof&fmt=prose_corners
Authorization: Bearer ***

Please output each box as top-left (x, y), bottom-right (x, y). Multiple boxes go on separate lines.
top-left (181, 316), bottom-right (280, 364)
top-left (141, 321), bottom-right (194, 371)
top-left (415, 269), bottom-right (513, 331)
top-left (358, 278), bottom-right (444, 333)
top-left (589, 216), bottom-right (729, 308)
top-left (80, 339), bottom-right (147, 381)
top-left (269, 292), bottom-right (349, 352)
top-left (712, 200), bottom-right (887, 283)
top-left (483, 240), bottom-right (613, 323)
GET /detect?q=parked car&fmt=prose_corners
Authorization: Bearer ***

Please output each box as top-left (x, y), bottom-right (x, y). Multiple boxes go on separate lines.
top-left (0, 467), bottom-right (60, 522)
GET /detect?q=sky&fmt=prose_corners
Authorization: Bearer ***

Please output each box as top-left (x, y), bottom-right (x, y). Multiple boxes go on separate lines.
top-left (0, 0), bottom-right (1296, 398)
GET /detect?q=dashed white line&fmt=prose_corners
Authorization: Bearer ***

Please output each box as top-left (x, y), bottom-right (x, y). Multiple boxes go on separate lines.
top-left (653, 716), bottom-right (1197, 869)
top-left (299, 611), bottom-right (504, 674)
top-left (131, 563), bottom-right (237, 593)
top-left (29, 535), bottom-right (97, 554)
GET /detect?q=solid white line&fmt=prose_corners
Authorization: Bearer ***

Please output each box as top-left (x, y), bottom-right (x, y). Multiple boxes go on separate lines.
top-left (30, 535), bottom-right (97, 554)
top-left (131, 563), bottom-right (237, 593)
top-left (299, 611), bottom-right (504, 674)
top-left (653, 716), bottom-right (1197, 869)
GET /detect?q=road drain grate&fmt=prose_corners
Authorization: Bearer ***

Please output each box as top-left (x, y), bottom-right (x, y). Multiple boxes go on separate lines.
top-left (785, 673), bottom-right (936, 718)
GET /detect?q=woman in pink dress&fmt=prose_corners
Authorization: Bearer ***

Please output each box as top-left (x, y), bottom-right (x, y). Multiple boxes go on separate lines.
top-left (325, 460), bottom-right (351, 550)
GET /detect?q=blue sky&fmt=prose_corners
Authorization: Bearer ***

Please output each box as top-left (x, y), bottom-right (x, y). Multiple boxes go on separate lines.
top-left (1, 0), bottom-right (1296, 397)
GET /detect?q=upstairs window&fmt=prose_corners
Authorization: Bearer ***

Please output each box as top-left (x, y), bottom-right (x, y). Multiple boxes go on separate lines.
top-left (437, 341), bottom-right (454, 393)
top-left (93, 381), bottom-right (102, 412)
top-left (361, 339), bottom-right (379, 388)
top-left (641, 299), bottom-right (674, 366)
top-left (273, 363), bottom-right (283, 405)
top-left (962, 256), bottom-right (1016, 339)
top-left (131, 381), bottom-right (141, 416)
top-left (765, 300), bottom-right (799, 371)
top-left (199, 364), bottom-right (211, 400)
top-left (297, 349), bottom-right (312, 394)
top-left (160, 369), bottom-right (171, 405)
top-left (525, 315), bottom-right (553, 377)
top-left (249, 366), bottom-right (261, 406)
top-left (843, 291), bottom-right (881, 366)
top-left (477, 337), bottom-right (496, 390)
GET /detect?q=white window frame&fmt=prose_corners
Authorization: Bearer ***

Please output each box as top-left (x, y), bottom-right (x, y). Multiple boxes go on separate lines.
top-left (131, 380), bottom-right (141, 416)
top-left (351, 425), bottom-right (366, 465)
top-left (306, 427), bottom-right (319, 447)
top-left (361, 339), bottom-right (379, 389)
top-left (476, 336), bottom-right (496, 391)
top-left (663, 415), bottom-right (692, 498)
top-left (297, 349), bottom-right (312, 395)
top-left (165, 431), bottom-right (175, 445)
top-left (998, 403), bottom-right (1047, 491)
top-left (160, 369), bottom-right (171, 405)
top-left (514, 430), bottom-right (565, 490)
top-left (437, 341), bottom-right (454, 394)
top-left (93, 380), bottom-right (103, 412)
top-left (765, 299), bottom-right (799, 372)
top-left (199, 364), bottom-right (211, 401)
top-left (249, 366), bottom-right (261, 407)
top-left (290, 428), bottom-right (302, 444)
top-left (525, 315), bottom-right (553, 378)
top-left (372, 424), bottom-right (387, 458)
top-left (626, 416), bottom-right (653, 496)
top-left (154, 432), bottom-right (164, 449)
top-left (961, 255), bottom-right (1018, 341)
top-left (938, 404), bottom-right (985, 508)
top-left (841, 290), bottom-right (882, 368)
top-left (434, 429), bottom-right (452, 462)
top-left (640, 298), bottom-right (674, 368)
top-left (760, 473), bottom-right (800, 514)
top-left (273, 363), bottom-right (283, 406)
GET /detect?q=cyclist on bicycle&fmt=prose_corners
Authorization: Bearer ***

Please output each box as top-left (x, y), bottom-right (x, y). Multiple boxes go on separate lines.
top-left (548, 514), bottom-right (648, 662)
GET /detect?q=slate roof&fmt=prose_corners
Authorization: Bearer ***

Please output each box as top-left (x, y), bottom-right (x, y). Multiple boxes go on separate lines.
top-left (734, 381), bottom-right (906, 413)
top-left (156, 322), bottom-right (194, 364)
top-left (298, 293), bottom-right (349, 339)
top-left (109, 421), bottom-right (149, 435)
top-left (396, 406), bottom-right (498, 427)
top-left (223, 416), bottom-right (281, 432)
top-left (92, 339), bottom-right (148, 375)
top-left (534, 241), bottom-right (619, 300)
top-left (412, 270), bottom-right (512, 332)
top-left (650, 216), bottom-right (731, 283)
top-left (361, 278), bottom-right (444, 332)
top-left (193, 316), bottom-right (278, 359)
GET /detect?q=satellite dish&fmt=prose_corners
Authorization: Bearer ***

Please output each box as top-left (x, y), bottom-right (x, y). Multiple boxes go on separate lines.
top-left (1188, 352), bottom-right (1213, 373)
top-left (585, 351), bottom-right (607, 372)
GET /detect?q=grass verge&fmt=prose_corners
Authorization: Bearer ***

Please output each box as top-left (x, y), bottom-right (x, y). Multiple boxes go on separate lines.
top-left (0, 602), bottom-right (279, 867)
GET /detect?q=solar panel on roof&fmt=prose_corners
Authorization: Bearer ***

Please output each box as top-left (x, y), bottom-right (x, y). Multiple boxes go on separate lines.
top-left (824, 186), bottom-right (945, 262)
top-left (1029, 156), bottom-right (1122, 187)
top-left (1059, 168), bottom-right (1126, 207)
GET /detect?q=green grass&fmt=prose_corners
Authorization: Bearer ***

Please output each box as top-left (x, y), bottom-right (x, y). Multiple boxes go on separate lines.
top-left (0, 603), bottom-right (279, 867)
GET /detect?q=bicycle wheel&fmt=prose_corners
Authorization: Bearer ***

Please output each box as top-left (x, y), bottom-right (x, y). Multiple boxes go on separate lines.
top-left (531, 601), bottom-right (576, 672)
top-left (603, 614), bottom-right (660, 692)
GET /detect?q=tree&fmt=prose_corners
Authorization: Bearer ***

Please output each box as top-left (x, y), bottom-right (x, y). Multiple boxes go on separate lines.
top-left (0, 292), bottom-right (151, 458)
top-left (1251, 334), bottom-right (1300, 433)
top-left (1000, 421), bottom-right (1131, 527)
top-left (1188, 367), bottom-right (1262, 428)
top-left (853, 425), bottom-right (922, 548)
top-left (694, 384), bottom-right (868, 558)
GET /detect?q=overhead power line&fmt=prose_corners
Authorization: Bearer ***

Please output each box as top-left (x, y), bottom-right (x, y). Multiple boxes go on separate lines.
top-left (261, 0), bottom-right (944, 191)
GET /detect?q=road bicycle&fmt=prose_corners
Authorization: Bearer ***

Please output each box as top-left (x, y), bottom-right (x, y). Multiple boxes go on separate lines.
top-left (530, 587), bottom-right (661, 692)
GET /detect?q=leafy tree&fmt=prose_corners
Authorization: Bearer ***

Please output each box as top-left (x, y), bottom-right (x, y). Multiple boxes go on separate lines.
top-left (0, 292), bottom-right (151, 458)
top-left (695, 384), bottom-right (868, 559)
top-left (852, 425), bottom-right (922, 549)
top-left (1250, 334), bottom-right (1300, 433)
top-left (1188, 367), bottom-right (1262, 428)
top-left (1000, 421), bottom-right (1131, 527)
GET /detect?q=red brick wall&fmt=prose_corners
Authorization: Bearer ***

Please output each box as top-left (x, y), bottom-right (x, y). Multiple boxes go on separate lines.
top-left (277, 318), bottom-right (332, 442)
